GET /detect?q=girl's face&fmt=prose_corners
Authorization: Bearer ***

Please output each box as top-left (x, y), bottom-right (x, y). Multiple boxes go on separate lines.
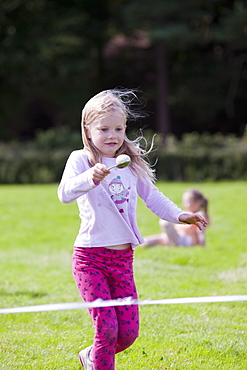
top-left (87, 112), bottom-right (126, 157)
top-left (182, 196), bottom-right (201, 213)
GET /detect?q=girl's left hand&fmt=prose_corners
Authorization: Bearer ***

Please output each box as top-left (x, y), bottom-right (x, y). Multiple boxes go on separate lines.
top-left (179, 213), bottom-right (208, 230)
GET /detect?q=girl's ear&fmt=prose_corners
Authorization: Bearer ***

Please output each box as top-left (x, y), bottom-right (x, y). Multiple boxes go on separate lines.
top-left (85, 126), bottom-right (91, 139)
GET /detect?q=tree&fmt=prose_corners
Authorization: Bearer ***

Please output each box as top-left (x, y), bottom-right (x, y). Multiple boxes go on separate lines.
top-left (214, 1), bottom-right (247, 122)
top-left (0, 0), bottom-right (123, 139)
top-left (0, 0), bottom-right (246, 140)
top-left (116, 0), bottom-right (247, 136)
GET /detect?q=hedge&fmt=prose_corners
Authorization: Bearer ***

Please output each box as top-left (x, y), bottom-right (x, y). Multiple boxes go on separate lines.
top-left (154, 132), bottom-right (247, 181)
top-left (0, 128), bottom-right (247, 184)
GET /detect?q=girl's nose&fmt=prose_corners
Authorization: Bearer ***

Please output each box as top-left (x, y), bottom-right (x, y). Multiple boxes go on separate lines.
top-left (108, 130), bottom-right (116, 138)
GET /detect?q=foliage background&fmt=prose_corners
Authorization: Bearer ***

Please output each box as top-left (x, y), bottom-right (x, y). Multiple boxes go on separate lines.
top-left (1, 128), bottom-right (247, 183)
top-left (1, 0), bottom-right (247, 141)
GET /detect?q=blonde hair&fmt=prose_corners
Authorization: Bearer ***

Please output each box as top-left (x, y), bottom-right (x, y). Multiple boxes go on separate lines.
top-left (81, 89), bottom-right (155, 182)
top-left (182, 188), bottom-right (209, 222)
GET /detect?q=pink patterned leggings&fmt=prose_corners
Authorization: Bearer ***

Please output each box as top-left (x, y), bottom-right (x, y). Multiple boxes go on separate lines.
top-left (72, 247), bottom-right (139, 370)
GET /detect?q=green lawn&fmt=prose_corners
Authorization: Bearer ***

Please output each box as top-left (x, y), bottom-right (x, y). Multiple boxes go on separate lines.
top-left (0, 182), bottom-right (246, 369)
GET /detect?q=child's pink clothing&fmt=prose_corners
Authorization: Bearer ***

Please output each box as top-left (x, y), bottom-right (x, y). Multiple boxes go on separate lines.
top-left (58, 150), bottom-right (184, 249)
top-left (72, 246), bottom-right (139, 370)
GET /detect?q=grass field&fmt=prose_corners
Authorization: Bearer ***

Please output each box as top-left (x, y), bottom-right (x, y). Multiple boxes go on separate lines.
top-left (0, 182), bottom-right (246, 369)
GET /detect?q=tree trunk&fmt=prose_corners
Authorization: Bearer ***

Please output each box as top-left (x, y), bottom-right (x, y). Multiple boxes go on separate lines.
top-left (156, 42), bottom-right (170, 137)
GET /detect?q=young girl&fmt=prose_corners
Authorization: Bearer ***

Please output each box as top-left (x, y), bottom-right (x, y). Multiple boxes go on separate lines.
top-left (57, 89), bottom-right (207, 370)
top-left (142, 188), bottom-right (209, 248)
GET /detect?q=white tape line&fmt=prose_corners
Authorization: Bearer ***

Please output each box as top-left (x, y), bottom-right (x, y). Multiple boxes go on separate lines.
top-left (0, 295), bottom-right (246, 314)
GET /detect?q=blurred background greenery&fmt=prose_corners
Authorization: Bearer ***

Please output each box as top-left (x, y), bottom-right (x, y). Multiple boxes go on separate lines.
top-left (1, 0), bottom-right (247, 182)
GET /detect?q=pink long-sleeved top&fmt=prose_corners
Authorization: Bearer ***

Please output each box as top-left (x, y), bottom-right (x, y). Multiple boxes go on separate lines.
top-left (58, 150), bottom-right (185, 249)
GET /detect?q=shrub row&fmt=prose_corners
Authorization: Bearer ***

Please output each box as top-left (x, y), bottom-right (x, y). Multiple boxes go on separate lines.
top-left (0, 128), bottom-right (247, 183)
top-left (0, 127), bottom-right (81, 184)
top-left (154, 132), bottom-right (247, 181)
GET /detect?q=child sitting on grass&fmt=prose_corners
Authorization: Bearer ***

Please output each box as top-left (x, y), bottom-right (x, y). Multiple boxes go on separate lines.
top-left (141, 188), bottom-right (209, 247)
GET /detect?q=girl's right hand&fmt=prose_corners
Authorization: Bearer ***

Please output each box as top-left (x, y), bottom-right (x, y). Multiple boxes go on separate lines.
top-left (91, 163), bottom-right (110, 183)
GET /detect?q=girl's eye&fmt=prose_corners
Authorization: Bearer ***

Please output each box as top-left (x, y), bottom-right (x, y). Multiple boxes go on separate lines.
top-left (99, 128), bottom-right (123, 132)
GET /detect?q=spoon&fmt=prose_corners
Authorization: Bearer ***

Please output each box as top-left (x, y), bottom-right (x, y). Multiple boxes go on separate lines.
top-left (107, 154), bottom-right (131, 170)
